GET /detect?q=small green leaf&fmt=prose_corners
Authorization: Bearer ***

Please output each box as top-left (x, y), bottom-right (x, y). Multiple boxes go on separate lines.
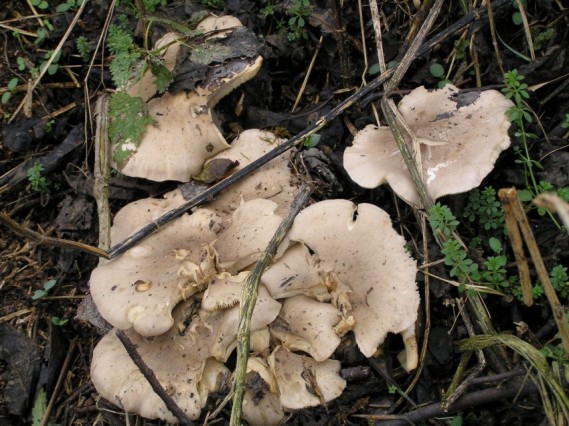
top-left (2, 92), bottom-right (12, 105)
top-left (56, 3), bottom-right (71, 12)
top-left (51, 316), bottom-right (69, 326)
top-left (8, 78), bottom-right (19, 91)
top-left (32, 388), bottom-right (47, 426)
top-left (429, 63), bottom-right (445, 78)
top-left (518, 189), bottom-right (533, 202)
top-left (303, 134), bottom-right (321, 148)
top-left (17, 57), bottom-right (26, 71)
top-left (488, 237), bottom-right (502, 254)
top-left (32, 289), bottom-right (47, 300)
top-left (109, 93), bottom-right (156, 166)
top-left (512, 12), bottom-right (522, 25)
top-left (149, 59), bottom-right (173, 94)
top-left (43, 279), bottom-right (57, 291)
top-left (368, 63), bottom-right (381, 75)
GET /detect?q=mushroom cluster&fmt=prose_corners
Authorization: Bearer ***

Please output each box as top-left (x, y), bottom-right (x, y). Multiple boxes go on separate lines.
top-left (89, 184), bottom-right (419, 423)
top-left (344, 84), bottom-right (514, 206)
top-left (89, 15), bottom-right (419, 424)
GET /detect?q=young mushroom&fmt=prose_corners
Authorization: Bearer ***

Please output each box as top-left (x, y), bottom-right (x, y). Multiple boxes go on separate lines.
top-left (344, 84), bottom-right (514, 206)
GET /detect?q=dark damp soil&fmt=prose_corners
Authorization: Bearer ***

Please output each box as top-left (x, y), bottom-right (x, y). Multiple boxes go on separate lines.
top-left (1, 0), bottom-right (568, 425)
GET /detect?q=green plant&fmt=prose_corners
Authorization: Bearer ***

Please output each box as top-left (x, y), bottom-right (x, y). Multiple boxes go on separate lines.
top-left (1, 78), bottom-right (19, 104)
top-left (31, 0), bottom-right (49, 10)
top-left (27, 162), bottom-right (52, 193)
top-left (562, 114), bottom-right (569, 129)
top-left (287, 0), bottom-right (311, 41)
top-left (76, 35), bottom-right (91, 62)
top-left (429, 62), bottom-right (450, 88)
top-left (32, 279), bottom-right (57, 300)
top-left (56, 0), bottom-right (83, 12)
top-left (441, 239), bottom-right (480, 290)
top-left (107, 24), bottom-right (142, 89)
top-left (550, 265), bottom-right (569, 298)
top-left (428, 202), bottom-right (459, 237)
top-left (108, 92), bottom-right (155, 165)
top-left (387, 384), bottom-right (397, 394)
top-left (463, 187), bottom-right (505, 231)
top-left (303, 133), bottom-right (320, 148)
top-left (51, 316), bottom-right (69, 326)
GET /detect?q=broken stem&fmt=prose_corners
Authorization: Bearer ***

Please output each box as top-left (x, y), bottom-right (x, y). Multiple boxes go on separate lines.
top-left (230, 183), bottom-right (314, 426)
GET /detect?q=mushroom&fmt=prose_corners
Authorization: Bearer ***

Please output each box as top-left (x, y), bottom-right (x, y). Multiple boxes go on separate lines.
top-left (242, 356), bottom-right (286, 426)
top-left (204, 129), bottom-right (300, 218)
top-left (200, 282), bottom-right (281, 362)
top-left (270, 295), bottom-right (343, 362)
top-left (268, 346), bottom-right (346, 410)
top-left (286, 200), bottom-right (419, 363)
top-left (89, 191), bottom-right (222, 336)
top-left (261, 243), bottom-right (329, 301)
top-left (213, 198), bottom-right (291, 273)
top-left (343, 84), bottom-right (514, 206)
top-left (90, 301), bottom-right (229, 423)
top-left (113, 17), bottom-right (263, 182)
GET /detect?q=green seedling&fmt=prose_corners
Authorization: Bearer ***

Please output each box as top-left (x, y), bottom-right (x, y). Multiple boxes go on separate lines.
top-left (51, 316), bottom-right (69, 326)
top-left (27, 162), bottom-right (52, 193)
top-left (429, 62), bottom-right (450, 88)
top-left (287, 0), bottom-right (311, 41)
top-left (303, 133), bottom-right (321, 148)
top-left (32, 279), bottom-right (57, 300)
top-left (76, 35), bottom-right (91, 62)
top-left (2, 78), bottom-right (19, 105)
top-left (463, 187), bottom-right (505, 231)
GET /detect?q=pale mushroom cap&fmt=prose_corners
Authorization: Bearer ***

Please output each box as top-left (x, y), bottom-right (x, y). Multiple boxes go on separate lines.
top-left (89, 193), bottom-right (222, 336)
top-left (90, 303), bottom-right (223, 423)
top-left (214, 198), bottom-right (290, 272)
top-left (262, 243), bottom-right (329, 301)
top-left (288, 200), bottom-right (419, 357)
top-left (243, 357), bottom-right (285, 426)
top-left (200, 284), bottom-right (281, 362)
top-left (268, 346), bottom-right (346, 410)
top-left (119, 91), bottom-right (230, 181)
top-left (270, 295), bottom-right (343, 362)
top-left (205, 129), bottom-right (299, 218)
top-left (344, 85), bottom-right (514, 206)
top-left (114, 14), bottom-right (263, 182)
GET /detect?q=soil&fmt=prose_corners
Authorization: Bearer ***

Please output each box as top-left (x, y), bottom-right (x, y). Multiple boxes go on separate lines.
top-left (1, 0), bottom-right (568, 425)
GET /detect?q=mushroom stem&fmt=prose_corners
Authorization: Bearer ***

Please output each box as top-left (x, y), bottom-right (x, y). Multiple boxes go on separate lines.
top-left (230, 183), bottom-right (314, 426)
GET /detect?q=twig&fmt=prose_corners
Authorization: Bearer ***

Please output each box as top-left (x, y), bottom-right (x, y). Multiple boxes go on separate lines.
top-left (499, 187), bottom-right (569, 354)
top-left (230, 183), bottom-right (314, 426)
top-left (94, 94), bottom-right (112, 251)
top-left (41, 338), bottom-right (77, 426)
top-left (362, 377), bottom-right (537, 425)
top-left (0, 212), bottom-right (109, 259)
top-left (115, 330), bottom-right (194, 425)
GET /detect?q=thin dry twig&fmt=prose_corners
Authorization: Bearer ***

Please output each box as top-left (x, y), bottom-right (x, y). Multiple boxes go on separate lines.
top-left (499, 187), bottom-right (569, 354)
top-left (115, 330), bottom-right (194, 425)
